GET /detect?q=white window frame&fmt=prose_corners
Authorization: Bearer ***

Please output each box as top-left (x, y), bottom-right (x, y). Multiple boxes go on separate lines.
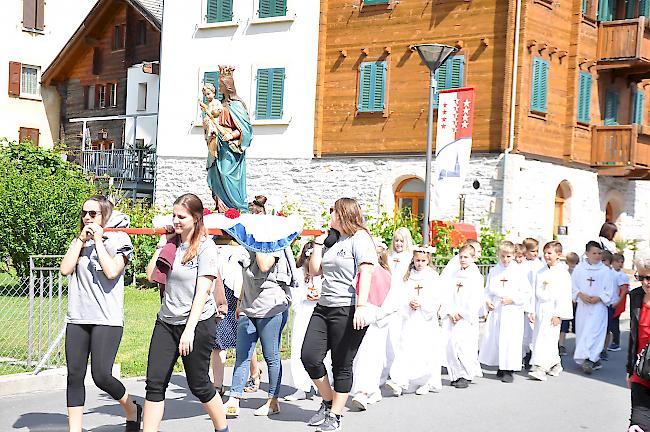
top-left (137, 82), bottom-right (147, 111)
top-left (19, 64), bottom-right (41, 100)
top-left (110, 83), bottom-right (118, 107)
top-left (250, 0), bottom-right (296, 24)
top-left (198, 0), bottom-right (240, 29)
top-left (98, 85), bottom-right (106, 108)
top-left (249, 63), bottom-right (291, 125)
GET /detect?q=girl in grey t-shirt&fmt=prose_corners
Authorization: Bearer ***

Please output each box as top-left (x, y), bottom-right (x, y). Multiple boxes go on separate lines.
top-left (60, 195), bottom-right (140, 432)
top-left (144, 193), bottom-right (228, 432)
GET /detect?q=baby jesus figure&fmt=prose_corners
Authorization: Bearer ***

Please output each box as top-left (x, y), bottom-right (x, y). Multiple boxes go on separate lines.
top-left (199, 83), bottom-right (236, 157)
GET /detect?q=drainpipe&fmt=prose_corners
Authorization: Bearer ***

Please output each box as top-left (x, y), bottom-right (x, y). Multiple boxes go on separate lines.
top-left (501, 0), bottom-right (523, 233)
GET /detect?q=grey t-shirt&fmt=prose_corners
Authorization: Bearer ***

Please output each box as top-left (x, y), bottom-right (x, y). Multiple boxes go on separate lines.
top-left (319, 230), bottom-right (378, 307)
top-left (66, 233), bottom-right (133, 327)
top-left (158, 238), bottom-right (219, 325)
top-left (240, 248), bottom-right (292, 319)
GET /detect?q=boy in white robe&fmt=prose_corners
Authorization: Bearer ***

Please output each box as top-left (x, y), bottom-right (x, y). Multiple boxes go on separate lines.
top-left (528, 241), bottom-right (574, 381)
top-left (572, 241), bottom-right (614, 374)
top-left (442, 244), bottom-right (484, 389)
top-left (386, 248), bottom-right (443, 395)
top-left (521, 238), bottom-right (546, 370)
top-left (479, 241), bottom-right (533, 383)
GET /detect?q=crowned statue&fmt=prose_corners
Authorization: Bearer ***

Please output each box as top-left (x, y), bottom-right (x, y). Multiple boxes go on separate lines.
top-left (199, 65), bottom-right (252, 212)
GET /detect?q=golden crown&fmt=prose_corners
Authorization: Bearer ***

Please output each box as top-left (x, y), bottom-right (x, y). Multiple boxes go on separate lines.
top-left (219, 65), bottom-right (235, 77)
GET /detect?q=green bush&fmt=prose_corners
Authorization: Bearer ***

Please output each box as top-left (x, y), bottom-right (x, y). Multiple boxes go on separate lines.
top-left (367, 208), bottom-right (423, 249)
top-left (0, 140), bottom-right (96, 276)
top-left (115, 200), bottom-right (160, 286)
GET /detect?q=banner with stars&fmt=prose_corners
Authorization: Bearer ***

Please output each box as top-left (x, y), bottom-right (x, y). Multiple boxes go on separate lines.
top-left (431, 87), bottom-right (475, 220)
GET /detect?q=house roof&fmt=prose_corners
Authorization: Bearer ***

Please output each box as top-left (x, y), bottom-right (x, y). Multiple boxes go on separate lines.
top-left (42, 0), bottom-right (162, 85)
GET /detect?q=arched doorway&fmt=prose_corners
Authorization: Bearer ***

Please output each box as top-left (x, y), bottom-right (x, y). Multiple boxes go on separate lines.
top-left (554, 181), bottom-right (572, 236)
top-left (395, 177), bottom-right (425, 222)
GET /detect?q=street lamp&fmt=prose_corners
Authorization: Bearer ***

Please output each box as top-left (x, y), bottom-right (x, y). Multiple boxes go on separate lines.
top-left (412, 43), bottom-right (457, 246)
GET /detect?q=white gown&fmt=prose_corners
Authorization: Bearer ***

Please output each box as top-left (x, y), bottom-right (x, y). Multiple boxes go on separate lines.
top-left (479, 262), bottom-right (532, 371)
top-left (522, 258), bottom-right (545, 354)
top-left (572, 261), bottom-right (614, 364)
top-left (441, 264), bottom-right (484, 382)
top-left (530, 264), bottom-right (574, 370)
top-left (389, 267), bottom-right (443, 391)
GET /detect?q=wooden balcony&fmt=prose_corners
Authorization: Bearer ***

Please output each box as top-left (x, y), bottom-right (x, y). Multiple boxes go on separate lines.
top-left (82, 148), bottom-right (156, 199)
top-left (591, 125), bottom-right (650, 179)
top-left (597, 17), bottom-right (650, 78)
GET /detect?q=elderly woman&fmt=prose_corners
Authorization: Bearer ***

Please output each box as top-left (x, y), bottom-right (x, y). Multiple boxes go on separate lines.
top-left (627, 248), bottom-right (650, 432)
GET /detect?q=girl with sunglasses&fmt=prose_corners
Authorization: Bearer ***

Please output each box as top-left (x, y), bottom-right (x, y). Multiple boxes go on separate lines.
top-left (60, 195), bottom-right (140, 432)
top-left (627, 248), bottom-right (650, 432)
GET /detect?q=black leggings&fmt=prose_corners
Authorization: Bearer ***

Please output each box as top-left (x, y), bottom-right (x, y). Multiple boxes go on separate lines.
top-left (145, 316), bottom-right (216, 403)
top-left (65, 323), bottom-right (126, 407)
top-left (632, 382), bottom-right (650, 430)
top-left (301, 304), bottom-right (367, 393)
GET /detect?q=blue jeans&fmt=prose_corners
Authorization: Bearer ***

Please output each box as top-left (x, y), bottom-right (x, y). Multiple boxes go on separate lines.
top-left (230, 310), bottom-right (288, 398)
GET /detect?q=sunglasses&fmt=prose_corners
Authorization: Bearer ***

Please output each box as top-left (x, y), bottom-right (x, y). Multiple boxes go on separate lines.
top-left (80, 210), bottom-right (99, 218)
top-left (636, 275), bottom-right (650, 282)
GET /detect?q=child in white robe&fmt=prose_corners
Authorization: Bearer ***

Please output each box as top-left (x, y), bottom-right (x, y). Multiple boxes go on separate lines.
top-left (572, 241), bottom-right (614, 374)
top-left (442, 244), bottom-right (484, 389)
top-left (386, 248), bottom-right (443, 395)
top-left (479, 241), bottom-right (533, 383)
top-left (528, 241), bottom-right (573, 381)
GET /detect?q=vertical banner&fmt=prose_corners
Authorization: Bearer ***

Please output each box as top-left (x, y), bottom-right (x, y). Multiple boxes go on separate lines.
top-left (430, 87), bottom-right (475, 221)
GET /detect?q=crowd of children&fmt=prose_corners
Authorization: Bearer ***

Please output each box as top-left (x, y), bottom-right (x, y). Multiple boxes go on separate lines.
top-left (279, 227), bottom-right (633, 413)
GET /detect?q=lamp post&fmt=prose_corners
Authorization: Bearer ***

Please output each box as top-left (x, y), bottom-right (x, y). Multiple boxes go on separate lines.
top-left (412, 43), bottom-right (457, 246)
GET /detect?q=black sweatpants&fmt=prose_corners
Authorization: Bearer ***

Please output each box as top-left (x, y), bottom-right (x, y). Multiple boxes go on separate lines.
top-left (65, 323), bottom-right (126, 407)
top-left (631, 382), bottom-right (650, 430)
top-left (301, 304), bottom-right (368, 393)
top-left (145, 316), bottom-right (216, 403)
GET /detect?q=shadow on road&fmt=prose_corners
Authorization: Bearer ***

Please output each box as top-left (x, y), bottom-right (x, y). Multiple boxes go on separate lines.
top-left (13, 412), bottom-right (70, 432)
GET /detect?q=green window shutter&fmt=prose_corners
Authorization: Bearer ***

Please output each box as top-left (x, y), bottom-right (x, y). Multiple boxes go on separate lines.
top-left (273, 0), bottom-right (287, 16)
top-left (531, 58), bottom-right (548, 113)
top-left (364, 0), bottom-right (390, 4)
top-left (598, 0), bottom-right (613, 21)
top-left (206, 0), bottom-right (219, 23)
top-left (259, 0), bottom-right (286, 18)
top-left (582, 0), bottom-right (588, 14)
top-left (256, 69), bottom-right (270, 119)
top-left (626, 0), bottom-right (636, 18)
top-left (372, 61), bottom-right (387, 111)
top-left (358, 62), bottom-right (373, 112)
top-left (642, 0), bottom-right (650, 17)
top-left (269, 68), bottom-right (285, 119)
top-left (217, 0), bottom-right (233, 22)
top-left (577, 72), bottom-right (592, 123)
top-left (633, 89), bottom-right (645, 125)
top-left (434, 55), bottom-right (464, 108)
top-left (203, 71), bottom-right (222, 102)
top-left (604, 90), bottom-right (620, 125)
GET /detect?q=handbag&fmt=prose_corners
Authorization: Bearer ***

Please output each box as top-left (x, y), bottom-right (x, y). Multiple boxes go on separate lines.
top-left (635, 341), bottom-right (650, 380)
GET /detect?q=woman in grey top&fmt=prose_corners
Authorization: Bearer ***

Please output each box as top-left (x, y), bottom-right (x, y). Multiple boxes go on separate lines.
top-left (301, 197), bottom-right (377, 432)
top-left (60, 195), bottom-right (140, 432)
top-left (223, 244), bottom-right (295, 417)
top-left (144, 193), bottom-right (228, 432)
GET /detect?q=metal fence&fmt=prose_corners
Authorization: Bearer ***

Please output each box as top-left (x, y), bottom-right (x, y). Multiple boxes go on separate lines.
top-left (0, 256), bottom-right (67, 376)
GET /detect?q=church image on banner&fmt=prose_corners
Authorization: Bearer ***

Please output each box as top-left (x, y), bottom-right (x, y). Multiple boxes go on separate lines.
top-left (154, 0), bottom-right (650, 256)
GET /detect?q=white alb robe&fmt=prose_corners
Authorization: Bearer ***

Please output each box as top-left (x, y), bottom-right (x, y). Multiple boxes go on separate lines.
top-left (530, 264), bottom-right (573, 370)
top-left (478, 262), bottom-right (532, 371)
top-left (572, 261), bottom-right (614, 364)
top-left (389, 250), bottom-right (412, 276)
top-left (522, 258), bottom-right (545, 354)
top-left (441, 264), bottom-right (484, 381)
top-left (389, 267), bottom-right (443, 391)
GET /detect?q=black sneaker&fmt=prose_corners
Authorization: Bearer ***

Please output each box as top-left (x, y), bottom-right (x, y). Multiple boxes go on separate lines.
top-left (455, 378), bottom-right (469, 389)
top-left (582, 360), bottom-right (593, 374)
top-left (317, 412), bottom-right (342, 432)
top-left (308, 401), bottom-right (331, 426)
top-left (600, 350), bottom-right (609, 361)
top-left (593, 360), bottom-right (603, 370)
top-left (501, 371), bottom-right (514, 383)
top-left (496, 369), bottom-right (504, 378)
top-left (558, 345), bottom-right (568, 356)
top-left (450, 379), bottom-right (459, 387)
top-left (523, 352), bottom-right (532, 371)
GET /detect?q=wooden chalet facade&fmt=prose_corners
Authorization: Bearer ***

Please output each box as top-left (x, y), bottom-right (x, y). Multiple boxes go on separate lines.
top-left (314, 0), bottom-right (650, 180)
top-left (41, 0), bottom-right (162, 198)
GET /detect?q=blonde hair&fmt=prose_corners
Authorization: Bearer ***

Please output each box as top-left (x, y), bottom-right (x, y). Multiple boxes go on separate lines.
top-left (565, 252), bottom-right (580, 265)
top-left (173, 194), bottom-right (206, 265)
top-left (403, 250), bottom-right (433, 282)
top-left (543, 240), bottom-right (563, 254)
top-left (333, 198), bottom-right (367, 237)
top-left (498, 241), bottom-right (516, 255)
top-left (514, 243), bottom-right (527, 255)
top-left (390, 227), bottom-right (414, 254)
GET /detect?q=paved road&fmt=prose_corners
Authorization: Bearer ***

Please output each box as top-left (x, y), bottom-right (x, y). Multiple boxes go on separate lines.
top-left (0, 333), bottom-right (631, 432)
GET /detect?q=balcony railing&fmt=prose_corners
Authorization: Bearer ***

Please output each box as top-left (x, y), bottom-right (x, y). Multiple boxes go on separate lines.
top-left (598, 17), bottom-right (650, 69)
top-left (592, 125), bottom-right (650, 175)
top-left (82, 148), bottom-right (156, 183)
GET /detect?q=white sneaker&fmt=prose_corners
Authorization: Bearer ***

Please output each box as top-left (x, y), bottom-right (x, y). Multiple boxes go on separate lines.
top-left (351, 393), bottom-right (368, 411)
top-left (283, 389), bottom-right (307, 401)
top-left (367, 391), bottom-right (382, 404)
top-left (415, 384), bottom-right (430, 395)
top-left (385, 380), bottom-right (402, 397)
top-left (529, 369), bottom-right (547, 381)
top-left (547, 363), bottom-right (563, 377)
